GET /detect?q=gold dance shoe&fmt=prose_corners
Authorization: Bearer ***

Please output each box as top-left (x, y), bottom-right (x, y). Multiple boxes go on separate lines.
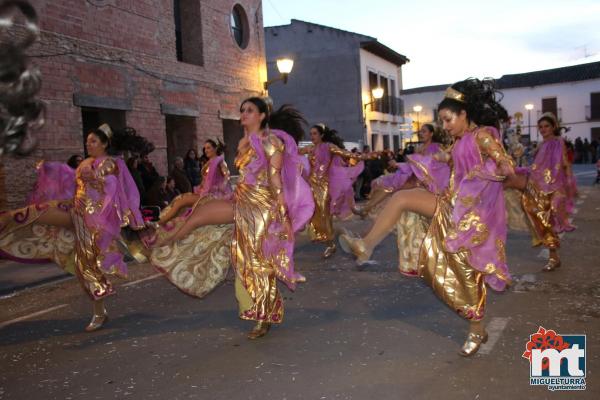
top-left (247, 321), bottom-right (271, 340)
top-left (542, 258), bottom-right (561, 272)
top-left (323, 242), bottom-right (337, 258)
top-left (459, 331), bottom-right (488, 357)
top-left (85, 310), bottom-right (108, 332)
top-left (338, 233), bottom-right (374, 267)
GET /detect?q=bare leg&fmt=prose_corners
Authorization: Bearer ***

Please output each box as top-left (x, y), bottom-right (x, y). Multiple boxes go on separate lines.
top-left (355, 188), bottom-right (390, 216)
top-left (35, 208), bottom-right (73, 228)
top-left (363, 188), bottom-right (436, 252)
top-left (340, 189), bottom-right (436, 264)
top-left (355, 178), bottom-right (420, 218)
top-left (164, 199), bottom-right (234, 244)
top-left (158, 193), bottom-right (199, 224)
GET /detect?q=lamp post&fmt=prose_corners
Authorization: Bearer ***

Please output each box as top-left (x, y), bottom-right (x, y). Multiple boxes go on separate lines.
top-left (525, 103), bottom-right (534, 141)
top-left (413, 105), bottom-right (423, 132)
top-left (263, 57), bottom-right (294, 92)
top-left (363, 87), bottom-right (385, 148)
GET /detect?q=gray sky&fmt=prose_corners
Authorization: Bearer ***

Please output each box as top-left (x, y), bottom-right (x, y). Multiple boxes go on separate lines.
top-left (263, 0), bottom-right (600, 89)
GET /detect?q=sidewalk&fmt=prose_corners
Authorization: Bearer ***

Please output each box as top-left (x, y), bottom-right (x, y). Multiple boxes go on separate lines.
top-left (0, 260), bottom-right (71, 296)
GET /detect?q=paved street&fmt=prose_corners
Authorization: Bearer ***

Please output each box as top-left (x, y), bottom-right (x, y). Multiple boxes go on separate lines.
top-left (0, 165), bottom-right (598, 399)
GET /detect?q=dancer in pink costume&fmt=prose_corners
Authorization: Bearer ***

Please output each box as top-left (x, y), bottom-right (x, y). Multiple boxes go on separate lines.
top-left (340, 78), bottom-right (515, 356)
top-left (300, 124), bottom-right (365, 258)
top-left (355, 124), bottom-right (447, 218)
top-left (157, 139), bottom-right (233, 224)
top-left (506, 112), bottom-right (577, 271)
top-left (144, 98), bottom-right (314, 339)
top-left (0, 124), bottom-right (145, 331)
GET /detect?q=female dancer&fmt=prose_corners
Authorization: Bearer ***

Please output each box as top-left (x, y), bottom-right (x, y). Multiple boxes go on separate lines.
top-left (156, 139), bottom-right (232, 224)
top-left (300, 124), bottom-right (364, 258)
top-left (340, 78), bottom-right (514, 356)
top-left (354, 123), bottom-right (444, 218)
top-left (506, 112), bottom-right (576, 271)
top-left (145, 98), bottom-right (314, 339)
top-left (0, 124), bottom-right (146, 331)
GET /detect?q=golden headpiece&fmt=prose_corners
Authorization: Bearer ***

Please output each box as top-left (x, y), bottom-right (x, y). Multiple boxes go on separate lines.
top-left (444, 87), bottom-right (466, 103)
top-left (317, 123), bottom-right (327, 130)
top-left (538, 112), bottom-right (558, 127)
top-left (97, 123), bottom-right (113, 140)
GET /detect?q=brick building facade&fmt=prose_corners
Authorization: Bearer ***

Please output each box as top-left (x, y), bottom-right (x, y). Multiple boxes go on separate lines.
top-left (0, 0), bottom-right (267, 208)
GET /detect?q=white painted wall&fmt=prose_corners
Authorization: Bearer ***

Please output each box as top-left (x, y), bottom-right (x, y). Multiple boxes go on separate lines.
top-left (401, 78), bottom-right (600, 141)
top-left (359, 49), bottom-right (405, 150)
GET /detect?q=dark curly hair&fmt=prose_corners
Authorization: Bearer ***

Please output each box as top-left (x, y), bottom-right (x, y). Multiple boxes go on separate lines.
top-left (0, 1), bottom-right (44, 157)
top-left (240, 97), bottom-right (306, 143)
top-left (437, 78), bottom-right (509, 129)
top-left (90, 125), bottom-right (155, 156)
top-left (311, 124), bottom-right (345, 149)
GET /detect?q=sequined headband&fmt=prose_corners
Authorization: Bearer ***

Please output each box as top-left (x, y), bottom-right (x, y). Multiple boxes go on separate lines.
top-left (445, 87), bottom-right (466, 103)
top-left (97, 123), bottom-right (113, 140)
top-left (538, 112), bottom-right (558, 126)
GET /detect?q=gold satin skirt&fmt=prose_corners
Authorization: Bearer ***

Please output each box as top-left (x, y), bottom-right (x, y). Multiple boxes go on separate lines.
top-left (396, 211), bottom-right (428, 275)
top-left (232, 183), bottom-right (283, 324)
top-left (71, 210), bottom-right (117, 299)
top-left (307, 176), bottom-right (334, 243)
top-left (520, 181), bottom-right (559, 249)
top-left (418, 197), bottom-right (486, 321)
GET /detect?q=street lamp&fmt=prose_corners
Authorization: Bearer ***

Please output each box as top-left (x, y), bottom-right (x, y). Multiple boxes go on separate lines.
top-left (413, 104), bottom-right (423, 131)
top-left (263, 57), bottom-right (294, 91)
top-left (363, 87), bottom-right (385, 148)
top-left (363, 87), bottom-right (385, 118)
top-left (525, 103), bottom-right (534, 141)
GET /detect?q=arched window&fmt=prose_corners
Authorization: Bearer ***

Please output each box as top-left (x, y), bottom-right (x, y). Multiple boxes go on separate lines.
top-left (230, 4), bottom-right (249, 49)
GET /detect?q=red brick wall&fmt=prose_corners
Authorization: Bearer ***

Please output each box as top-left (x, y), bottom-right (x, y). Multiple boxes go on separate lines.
top-left (1, 0), bottom-right (266, 208)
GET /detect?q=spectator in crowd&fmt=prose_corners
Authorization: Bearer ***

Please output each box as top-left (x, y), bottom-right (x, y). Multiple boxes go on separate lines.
top-left (583, 138), bottom-right (591, 163)
top-left (395, 148), bottom-right (406, 162)
top-left (138, 153), bottom-right (159, 190)
top-left (588, 139), bottom-right (597, 162)
top-left (574, 137), bottom-right (583, 163)
top-left (170, 156), bottom-right (192, 193)
top-left (126, 156), bottom-right (146, 202)
top-left (165, 175), bottom-right (181, 203)
top-left (145, 176), bottom-right (169, 208)
top-left (184, 148), bottom-right (201, 187)
top-left (66, 154), bottom-right (83, 169)
top-left (565, 140), bottom-right (575, 164)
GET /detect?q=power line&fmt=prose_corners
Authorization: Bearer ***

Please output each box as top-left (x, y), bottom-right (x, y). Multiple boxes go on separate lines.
top-left (266, 0), bottom-right (286, 24)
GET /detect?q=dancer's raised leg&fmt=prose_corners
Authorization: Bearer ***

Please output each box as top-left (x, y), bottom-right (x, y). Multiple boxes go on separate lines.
top-left (159, 199), bottom-right (234, 245)
top-left (341, 188), bottom-right (436, 263)
top-left (158, 193), bottom-right (199, 224)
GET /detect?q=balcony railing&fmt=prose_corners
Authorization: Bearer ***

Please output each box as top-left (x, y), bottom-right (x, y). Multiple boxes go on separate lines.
top-left (371, 96), bottom-right (404, 116)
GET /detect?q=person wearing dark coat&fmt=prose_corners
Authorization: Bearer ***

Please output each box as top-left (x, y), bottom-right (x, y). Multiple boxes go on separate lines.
top-left (171, 156), bottom-right (192, 193)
